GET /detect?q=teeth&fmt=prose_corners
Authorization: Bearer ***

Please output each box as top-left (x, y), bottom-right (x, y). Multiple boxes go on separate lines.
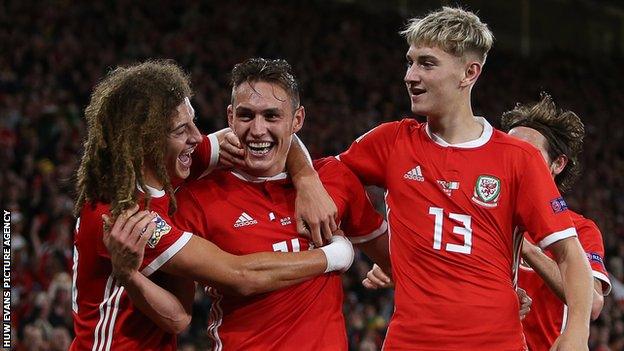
top-left (248, 142), bottom-right (271, 148)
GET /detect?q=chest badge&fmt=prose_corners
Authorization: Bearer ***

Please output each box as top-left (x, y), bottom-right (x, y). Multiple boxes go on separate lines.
top-left (472, 175), bottom-right (501, 208)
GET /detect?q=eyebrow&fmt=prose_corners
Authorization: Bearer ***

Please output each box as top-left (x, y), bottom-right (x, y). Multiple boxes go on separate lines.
top-left (417, 54), bottom-right (439, 62)
top-left (235, 107), bottom-right (282, 115)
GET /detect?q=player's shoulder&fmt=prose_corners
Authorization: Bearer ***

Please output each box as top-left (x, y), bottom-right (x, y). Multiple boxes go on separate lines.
top-left (75, 201), bottom-right (110, 237)
top-left (180, 169), bottom-right (229, 195)
top-left (315, 157), bottom-right (359, 181)
top-left (569, 210), bottom-right (601, 237)
top-left (490, 128), bottom-right (544, 159)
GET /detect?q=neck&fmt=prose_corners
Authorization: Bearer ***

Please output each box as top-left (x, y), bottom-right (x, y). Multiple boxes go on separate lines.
top-left (426, 100), bottom-right (482, 144)
top-left (143, 168), bottom-right (164, 190)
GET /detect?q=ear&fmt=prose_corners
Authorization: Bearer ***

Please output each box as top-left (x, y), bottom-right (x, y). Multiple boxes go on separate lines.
top-left (460, 61), bottom-right (482, 88)
top-left (227, 104), bottom-right (234, 129)
top-left (550, 154), bottom-right (568, 177)
top-left (292, 106), bottom-right (305, 134)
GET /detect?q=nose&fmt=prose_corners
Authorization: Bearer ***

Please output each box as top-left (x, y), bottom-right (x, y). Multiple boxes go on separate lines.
top-left (404, 64), bottom-right (420, 85)
top-left (249, 115), bottom-right (268, 137)
top-left (188, 122), bottom-right (202, 145)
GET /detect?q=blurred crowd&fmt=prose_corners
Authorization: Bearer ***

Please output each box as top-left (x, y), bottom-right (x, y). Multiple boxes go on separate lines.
top-left (1, 1), bottom-right (622, 350)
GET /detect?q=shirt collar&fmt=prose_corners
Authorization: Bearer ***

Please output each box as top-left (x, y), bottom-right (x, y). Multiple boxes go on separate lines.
top-left (425, 117), bottom-right (493, 148)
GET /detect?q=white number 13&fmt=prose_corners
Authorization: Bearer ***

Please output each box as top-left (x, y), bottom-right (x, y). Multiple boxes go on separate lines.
top-left (428, 207), bottom-right (472, 254)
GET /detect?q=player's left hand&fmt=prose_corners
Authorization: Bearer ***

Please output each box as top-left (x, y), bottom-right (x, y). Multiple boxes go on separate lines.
top-left (517, 287), bottom-right (532, 320)
top-left (218, 130), bottom-right (246, 169)
top-left (549, 332), bottom-right (588, 351)
top-left (103, 206), bottom-right (156, 284)
top-left (294, 172), bottom-right (338, 247)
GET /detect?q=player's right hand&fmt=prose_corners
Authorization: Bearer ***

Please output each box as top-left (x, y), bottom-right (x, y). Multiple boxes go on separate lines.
top-left (517, 287), bottom-right (532, 320)
top-left (102, 205), bottom-right (156, 283)
top-left (362, 264), bottom-right (393, 289)
top-left (218, 130), bottom-right (246, 169)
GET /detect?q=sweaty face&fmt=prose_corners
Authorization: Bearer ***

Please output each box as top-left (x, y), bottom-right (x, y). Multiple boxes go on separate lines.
top-left (165, 97), bottom-right (202, 183)
top-left (404, 45), bottom-right (467, 117)
top-left (228, 81), bottom-right (304, 177)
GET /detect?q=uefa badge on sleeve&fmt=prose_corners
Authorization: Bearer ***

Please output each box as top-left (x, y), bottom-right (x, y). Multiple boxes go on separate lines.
top-left (471, 175), bottom-right (501, 208)
top-left (147, 214), bottom-right (172, 248)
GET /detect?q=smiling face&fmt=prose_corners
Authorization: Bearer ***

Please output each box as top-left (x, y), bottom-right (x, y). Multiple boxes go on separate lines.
top-left (228, 81), bottom-right (304, 177)
top-left (164, 97), bottom-right (202, 183)
top-left (404, 45), bottom-right (475, 117)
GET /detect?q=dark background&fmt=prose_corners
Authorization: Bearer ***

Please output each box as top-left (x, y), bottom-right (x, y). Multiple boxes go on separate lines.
top-left (2, 1), bottom-right (623, 350)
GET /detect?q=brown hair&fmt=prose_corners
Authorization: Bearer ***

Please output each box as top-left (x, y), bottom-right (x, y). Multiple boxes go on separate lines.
top-left (230, 58), bottom-right (300, 109)
top-left (74, 60), bottom-right (192, 218)
top-left (501, 93), bottom-right (585, 193)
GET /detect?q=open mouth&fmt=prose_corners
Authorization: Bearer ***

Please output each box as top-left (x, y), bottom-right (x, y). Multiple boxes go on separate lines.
top-left (410, 87), bottom-right (426, 96)
top-left (178, 147), bottom-right (195, 168)
top-left (247, 141), bottom-right (275, 156)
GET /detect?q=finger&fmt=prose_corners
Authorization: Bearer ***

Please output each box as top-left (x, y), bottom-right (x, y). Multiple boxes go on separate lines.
top-left (329, 216), bottom-right (338, 233)
top-left (309, 221), bottom-right (322, 247)
top-left (136, 221), bottom-right (156, 249)
top-left (130, 213), bottom-right (157, 245)
top-left (366, 272), bottom-right (387, 288)
top-left (362, 278), bottom-right (379, 290)
top-left (224, 132), bottom-right (243, 149)
top-left (372, 266), bottom-right (392, 284)
top-left (110, 204), bottom-right (139, 236)
top-left (321, 219), bottom-right (333, 242)
top-left (121, 210), bottom-right (151, 241)
top-left (222, 139), bottom-right (245, 158)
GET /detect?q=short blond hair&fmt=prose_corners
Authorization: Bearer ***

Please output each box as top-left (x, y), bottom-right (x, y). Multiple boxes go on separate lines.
top-left (401, 7), bottom-right (494, 63)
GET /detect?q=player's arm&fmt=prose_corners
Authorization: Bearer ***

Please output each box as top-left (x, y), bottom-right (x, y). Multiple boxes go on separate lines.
top-left (288, 135), bottom-right (338, 246)
top-left (356, 233), bottom-right (391, 276)
top-left (522, 238), bottom-right (604, 320)
top-left (515, 148), bottom-right (592, 350)
top-left (546, 237), bottom-right (593, 346)
top-left (159, 233), bottom-right (353, 297)
top-left (103, 207), bottom-right (193, 333)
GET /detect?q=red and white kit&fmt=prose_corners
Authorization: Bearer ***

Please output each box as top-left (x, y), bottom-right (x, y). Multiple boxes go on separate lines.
top-left (174, 157), bottom-right (387, 351)
top-left (338, 118), bottom-right (577, 350)
top-left (519, 211), bottom-right (611, 351)
top-left (70, 135), bottom-right (218, 351)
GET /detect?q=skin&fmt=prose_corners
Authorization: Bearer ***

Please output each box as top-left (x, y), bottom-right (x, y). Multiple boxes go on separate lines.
top-left (227, 81), bottom-right (305, 177)
top-left (227, 80), bottom-right (391, 271)
top-left (103, 98), bottom-right (344, 334)
top-left (509, 126), bottom-right (605, 320)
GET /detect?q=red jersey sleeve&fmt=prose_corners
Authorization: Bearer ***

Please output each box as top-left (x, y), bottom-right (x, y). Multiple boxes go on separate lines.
top-left (189, 133), bottom-right (220, 181)
top-left (315, 158), bottom-right (387, 244)
top-left (139, 215), bottom-right (191, 277)
top-left (172, 185), bottom-right (212, 240)
top-left (513, 147), bottom-right (576, 248)
top-left (575, 216), bottom-right (611, 295)
top-left (337, 121), bottom-right (401, 187)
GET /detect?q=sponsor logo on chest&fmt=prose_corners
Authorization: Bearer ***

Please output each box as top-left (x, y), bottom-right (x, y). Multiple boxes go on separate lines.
top-left (404, 165), bottom-right (424, 182)
top-left (436, 180), bottom-right (460, 196)
top-left (234, 212), bottom-right (258, 228)
top-left (471, 175), bottom-right (501, 208)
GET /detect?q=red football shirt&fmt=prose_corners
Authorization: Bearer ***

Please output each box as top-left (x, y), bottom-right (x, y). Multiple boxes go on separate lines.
top-left (338, 118), bottom-right (577, 350)
top-left (70, 134), bottom-right (217, 351)
top-left (70, 189), bottom-right (192, 351)
top-left (174, 157), bottom-right (387, 351)
top-left (519, 210), bottom-right (611, 351)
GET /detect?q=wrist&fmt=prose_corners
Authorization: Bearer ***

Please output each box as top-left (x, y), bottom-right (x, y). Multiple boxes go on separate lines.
top-left (320, 236), bottom-right (354, 273)
top-left (113, 269), bottom-right (138, 286)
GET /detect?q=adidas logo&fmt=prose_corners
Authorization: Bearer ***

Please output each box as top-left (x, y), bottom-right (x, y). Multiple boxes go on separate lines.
top-left (234, 212), bottom-right (258, 228)
top-left (404, 166), bottom-right (424, 182)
